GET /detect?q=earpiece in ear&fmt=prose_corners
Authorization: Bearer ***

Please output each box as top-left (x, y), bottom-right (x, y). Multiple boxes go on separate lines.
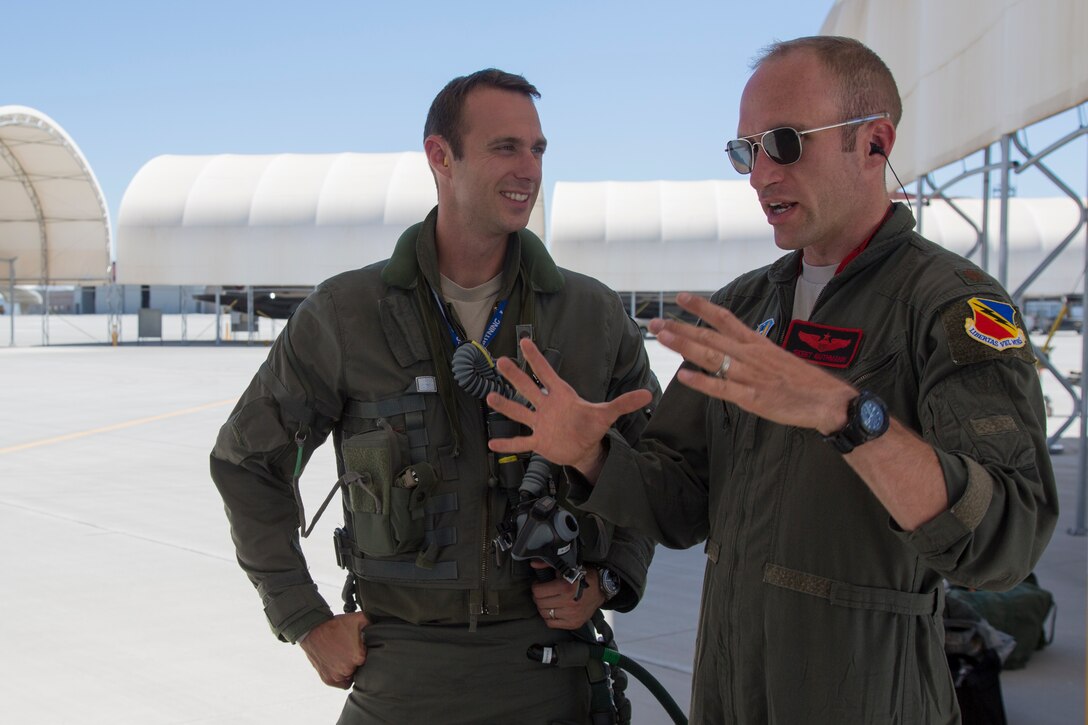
top-left (443, 157), bottom-right (449, 167)
top-left (869, 142), bottom-right (885, 157)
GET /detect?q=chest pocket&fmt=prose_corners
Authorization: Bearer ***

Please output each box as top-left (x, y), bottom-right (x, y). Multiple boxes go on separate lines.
top-left (339, 388), bottom-right (459, 578)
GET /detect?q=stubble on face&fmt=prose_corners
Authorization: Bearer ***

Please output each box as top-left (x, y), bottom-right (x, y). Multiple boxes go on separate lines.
top-left (446, 88), bottom-right (545, 245)
top-left (739, 51), bottom-right (867, 264)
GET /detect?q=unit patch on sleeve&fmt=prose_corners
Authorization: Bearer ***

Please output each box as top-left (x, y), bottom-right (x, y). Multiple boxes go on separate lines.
top-left (781, 320), bottom-right (862, 368)
top-left (941, 296), bottom-right (1035, 365)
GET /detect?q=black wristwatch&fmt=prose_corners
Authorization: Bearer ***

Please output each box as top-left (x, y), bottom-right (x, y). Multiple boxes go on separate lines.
top-left (596, 566), bottom-right (621, 601)
top-left (823, 390), bottom-right (889, 454)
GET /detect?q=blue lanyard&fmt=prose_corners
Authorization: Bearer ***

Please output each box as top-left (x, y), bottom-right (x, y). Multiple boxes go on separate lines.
top-left (432, 287), bottom-right (508, 348)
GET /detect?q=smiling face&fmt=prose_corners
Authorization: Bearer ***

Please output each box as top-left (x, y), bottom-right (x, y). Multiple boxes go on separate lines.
top-left (739, 49), bottom-right (882, 264)
top-left (436, 86), bottom-right (546, 247)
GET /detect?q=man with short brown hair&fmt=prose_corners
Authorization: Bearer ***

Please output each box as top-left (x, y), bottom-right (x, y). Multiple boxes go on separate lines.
top-left (212, 68), bottom-right (658, 723)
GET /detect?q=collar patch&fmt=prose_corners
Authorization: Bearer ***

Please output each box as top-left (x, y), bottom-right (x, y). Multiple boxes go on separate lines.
top-left (756, 318), bottom-right (775, 337)
top-left (782, 320), bottom-right (862, 368)
top-left (964, 297), bottom-right (1026, 351)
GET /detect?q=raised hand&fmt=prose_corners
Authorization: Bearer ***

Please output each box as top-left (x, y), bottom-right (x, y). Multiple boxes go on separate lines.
top-left (486, 338), bottom-right (653, 479)
top-left (651, 293), bottom-right (855, 435)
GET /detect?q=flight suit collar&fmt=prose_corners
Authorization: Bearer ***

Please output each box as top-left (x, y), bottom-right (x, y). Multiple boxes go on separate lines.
top-left (766, 202), bottom-right (917, 285)
top-left (381, 206), bottom-right (565, 294)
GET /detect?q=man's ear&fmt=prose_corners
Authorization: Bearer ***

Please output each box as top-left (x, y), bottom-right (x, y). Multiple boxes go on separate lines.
top-left (866, 120), bottom-right (896, 163)
top-left (425, 135), bottom-right (452, 178)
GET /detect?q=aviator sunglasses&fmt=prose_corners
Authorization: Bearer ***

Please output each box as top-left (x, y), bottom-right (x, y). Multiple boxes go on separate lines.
top-left (725, 112), bottom-right (890, 174)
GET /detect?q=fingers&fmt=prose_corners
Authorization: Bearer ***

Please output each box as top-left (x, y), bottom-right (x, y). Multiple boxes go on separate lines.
top-left (494, 354), bottom-right (546, 409)
top-left (605, 388), bottom-right (655, 418)
top-left (516, 337), bottom-right (565, 393)
top-left (674, 292), bottom-right (752, 338)
top-left (532, 571), bottom-right (605, 631)
top-left (652, 321), bottom-right (735, 378)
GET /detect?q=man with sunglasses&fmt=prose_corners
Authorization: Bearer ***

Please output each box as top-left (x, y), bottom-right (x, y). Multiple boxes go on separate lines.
top-left (487, 36), bottom-right (1058, 724)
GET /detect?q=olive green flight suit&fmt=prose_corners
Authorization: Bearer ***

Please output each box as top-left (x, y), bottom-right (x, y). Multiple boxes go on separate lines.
top-left (579, 204), bottom-right (1058, 724)
top-left (211, 208), bottom-right (660, 723)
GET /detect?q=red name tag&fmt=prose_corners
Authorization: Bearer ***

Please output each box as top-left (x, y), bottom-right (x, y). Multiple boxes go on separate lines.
top-left (782, 320), bottom-right (863, 368)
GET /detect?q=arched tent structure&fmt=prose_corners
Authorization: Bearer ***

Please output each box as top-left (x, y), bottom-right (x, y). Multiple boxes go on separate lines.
top-left (116, 152), bottom-right (546, 286)
top-left (550, 180), bottom-right (767, 293)
top-left (819, 0), bottom-right (1088, 532)
top-left (549, 179), bottom-right (1085, 297)
top-left (0, 105), bottom-right (112, 340)
top-left (821, 0), bottom-right (1088, 192)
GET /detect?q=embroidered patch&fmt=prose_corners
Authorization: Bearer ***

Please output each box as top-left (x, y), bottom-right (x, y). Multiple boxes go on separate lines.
top-left (964, 297), bottom-right (1027, 351)
top-left (781, 320), bottom-right (862, 368)
top-left (940, 297), bottom-right (1036, 365)
top-left (756, 318), bottom-right (775, 337)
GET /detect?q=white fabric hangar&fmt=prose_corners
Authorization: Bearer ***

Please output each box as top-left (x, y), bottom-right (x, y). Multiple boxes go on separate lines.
top-left (549, 179), bottom-right (1086, 297)
top-left (821, 0), bottom-right (1088, 188)
top-left (0, 105), bottom-right (111, 285)
top-left (116, 152), bottom-right (546, 286)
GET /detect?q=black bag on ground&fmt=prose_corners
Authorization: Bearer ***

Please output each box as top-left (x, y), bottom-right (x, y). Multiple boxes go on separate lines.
top-left (947, 647), bottom-right (1008, 725)
top-left (946, 573), bottom-right (1057, 670)
top-left (944, 594), bottom-right (1011, 725)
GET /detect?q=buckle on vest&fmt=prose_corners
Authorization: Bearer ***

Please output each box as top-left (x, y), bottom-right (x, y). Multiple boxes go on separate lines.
top-left (333, 527), bottom-right (352, 569)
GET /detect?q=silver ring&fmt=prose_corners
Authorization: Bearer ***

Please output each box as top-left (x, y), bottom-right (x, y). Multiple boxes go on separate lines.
top-left (715, 354), bottom-right (732, 379)
top-left (548, 608), bottom-right (556, 620)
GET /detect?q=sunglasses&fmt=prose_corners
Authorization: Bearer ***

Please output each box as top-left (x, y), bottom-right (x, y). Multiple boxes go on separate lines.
top-left (725, 112), bottom-right (889, 174)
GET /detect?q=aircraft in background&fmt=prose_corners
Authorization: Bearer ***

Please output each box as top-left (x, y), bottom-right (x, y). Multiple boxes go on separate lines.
top-left (192, 287), bottom-right (312, 319)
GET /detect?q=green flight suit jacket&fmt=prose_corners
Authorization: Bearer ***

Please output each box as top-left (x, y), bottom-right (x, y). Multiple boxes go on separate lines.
top-left (580, 204), bottom-right (1058, 724)
top-left (212, 208), bottom-right (659, 642)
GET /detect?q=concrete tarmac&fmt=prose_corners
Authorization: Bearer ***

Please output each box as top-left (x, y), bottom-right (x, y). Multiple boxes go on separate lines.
top-left (2, 316), bottom-right (1083, 723)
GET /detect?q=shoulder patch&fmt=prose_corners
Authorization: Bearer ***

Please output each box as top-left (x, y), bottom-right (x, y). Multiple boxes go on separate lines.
top-left (940, 297), bottom-right (1035, 365)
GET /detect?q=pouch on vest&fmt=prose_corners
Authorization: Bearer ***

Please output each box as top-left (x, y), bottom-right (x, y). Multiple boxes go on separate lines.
top-left (342, 420), bottom-right (429, 557)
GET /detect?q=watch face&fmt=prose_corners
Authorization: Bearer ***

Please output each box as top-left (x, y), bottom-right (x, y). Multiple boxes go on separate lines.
top-left (859, 398), bottom-right (886, 434)
top-left (599, 568), bottom-right (620, 598)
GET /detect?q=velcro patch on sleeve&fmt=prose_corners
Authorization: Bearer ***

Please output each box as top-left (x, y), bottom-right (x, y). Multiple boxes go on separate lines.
top-left (969, 415), bottom-right (1019, 436)
top-left (781, 320), bottom-right (862, 368)
top-left (940, 296), bottom-right (1035, 365)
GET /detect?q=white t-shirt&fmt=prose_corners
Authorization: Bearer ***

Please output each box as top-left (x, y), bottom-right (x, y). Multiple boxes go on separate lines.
top-left (792, 260), bottom-right (838, 321)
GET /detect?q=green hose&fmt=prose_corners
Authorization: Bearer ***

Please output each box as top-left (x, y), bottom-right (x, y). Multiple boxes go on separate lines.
top-left (528, 641), bottom-right (688, 725)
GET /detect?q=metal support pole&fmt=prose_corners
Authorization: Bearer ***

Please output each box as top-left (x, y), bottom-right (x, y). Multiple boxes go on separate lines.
top-left (981, 146), bottom-right (992, 274)
top-left (998, 134), bottom-right (1012, 287)
top-left (42, 285), bottom-right (50, 346)
top-left (1, 257), bottom-right (15, 346)
top-left (179, 285), bottom-right (187, 342)
top-left (246, 286), bottom-right (255, 343)
top-left (215, 288), bottom-right (222, 345)
top-left (1074, 140), bottom-right (1088, 536)
top-left (915, 177), bottom-right (924, 234)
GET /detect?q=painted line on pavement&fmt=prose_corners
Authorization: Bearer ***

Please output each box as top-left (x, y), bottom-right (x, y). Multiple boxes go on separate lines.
top-left (0, 398), bottom-right (236, 454)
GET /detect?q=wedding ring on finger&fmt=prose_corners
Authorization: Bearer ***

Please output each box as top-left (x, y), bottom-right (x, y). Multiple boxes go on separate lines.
top-left (548, 608), bottom-right (556, 620)
top-left (715, 354), bottom-right (732, 379)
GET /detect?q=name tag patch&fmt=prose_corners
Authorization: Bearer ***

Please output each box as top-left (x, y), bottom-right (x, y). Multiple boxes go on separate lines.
top-left (782, 320), bottom-right (863, 368)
